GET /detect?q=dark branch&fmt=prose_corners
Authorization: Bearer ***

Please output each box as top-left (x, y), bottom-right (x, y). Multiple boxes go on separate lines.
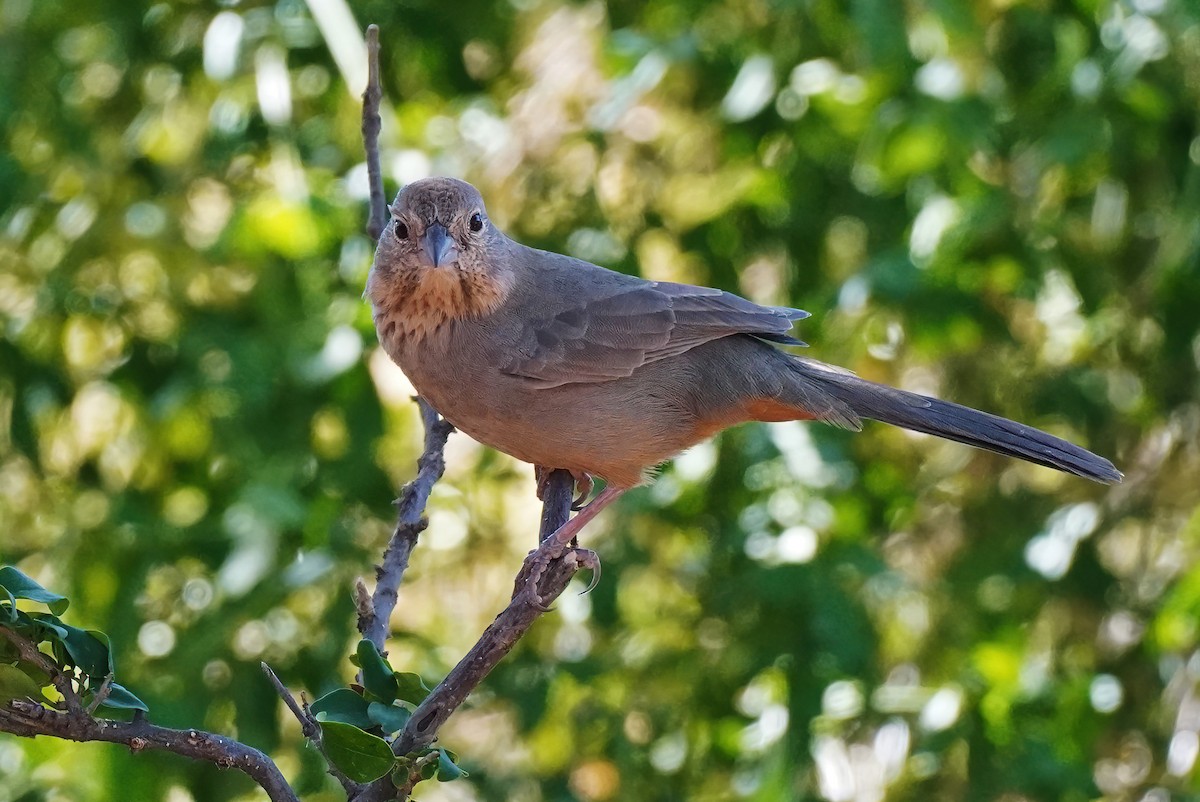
top-left (0, 624), bottom-right (83, 717)
top-left (393, 474), bottom-right (581, 754)
top-left (0, 700), bottom-right (298, 802)
top-left (359, 397), bottom-right (454, 651)
top-left (362, 23), bottom-right (387, 241)
top-left (539, 468), bottom-right (574, 540)
top-left (355, 472), bottom-right (585, 802)
top-left (0, 627), bottom-right (298, 802)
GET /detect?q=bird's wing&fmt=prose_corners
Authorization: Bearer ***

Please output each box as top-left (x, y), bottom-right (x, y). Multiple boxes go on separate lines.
top-left (503, 281), bottom-right (809, 388)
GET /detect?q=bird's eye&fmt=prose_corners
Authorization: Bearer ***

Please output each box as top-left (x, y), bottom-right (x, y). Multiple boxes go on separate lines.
top-left (469, 212), bottom-right (484, 233)
top-left (394, 220), bottom-right (409, 240)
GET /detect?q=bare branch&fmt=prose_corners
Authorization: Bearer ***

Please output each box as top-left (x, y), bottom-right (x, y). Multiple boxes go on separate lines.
top-left (393, 469), bottom-right (579, 754)
top-left (262, 663), bottom-right (363, 796)
top-left (539, 467), bottom-right (574, 540)
top-left (360, 398), bottom-right (455, 652)
top-left (362, 23), bottom-right (388, 241)
top-left (262, 663), bottom-right (317, 739)
top-left (0, 626), bottom-right (297, 802)
top-left (85, 673), bottom-right (114, 715)
top-left (355, 472), bottom-right (585, 802)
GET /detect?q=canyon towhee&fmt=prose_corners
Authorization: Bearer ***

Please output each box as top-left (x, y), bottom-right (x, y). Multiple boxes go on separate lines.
top-left (367, 177), bottom-right (1120, 577)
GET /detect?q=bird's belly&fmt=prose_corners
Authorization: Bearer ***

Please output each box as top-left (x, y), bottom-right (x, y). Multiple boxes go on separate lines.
top-left (399, 352), bottom-right (695, 487)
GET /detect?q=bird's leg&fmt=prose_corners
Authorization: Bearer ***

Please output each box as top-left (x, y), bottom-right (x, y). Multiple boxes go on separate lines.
top-left (545, 484), bottom-right (622, 548)
top-left (515, 485), bottom-right (624, 610)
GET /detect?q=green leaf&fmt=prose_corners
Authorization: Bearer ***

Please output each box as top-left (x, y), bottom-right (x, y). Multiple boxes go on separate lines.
top-left (97, 682), bottom-right (149, 712)
top-left (367, 701), bottom-right (411, 734)
top-left (0, 663), bottom-right (45, 703)
top-left (0, 567), bottom-right (69, 615)
top-left (58, 625), bottom-right (112, 678)
top-left (27, 612), bottom-right (68, 640)
top-left (311, 688), bottom-right (373, 728)
top-left (435, 748), bottom-right (468, 781)
top-left (356, 640), bottom-right (397, 703)
top-left (320, 720), bottom-right (395, 783)
top-left (393, 672), bottom-right (431, 705)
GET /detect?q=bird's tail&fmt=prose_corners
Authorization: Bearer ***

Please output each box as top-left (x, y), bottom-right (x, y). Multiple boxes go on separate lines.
top-left (784, 357), bottom-right (1122, 484)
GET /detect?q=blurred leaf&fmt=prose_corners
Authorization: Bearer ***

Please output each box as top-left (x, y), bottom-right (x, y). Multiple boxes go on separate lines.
top-left (0, 567), bottom-right (69, 615)
top-left (0, 663), bottom-right (44, 703)
top-left (97, 683), bottom-right (149, 713)
top-left (356, 640), bottom-right (397, 703)
top-left (435, 748), bottom-right (468, 782)
top-left (367, 701), bottom-right (411, 734)
top-left (393, 672), bottom-right (430, 706)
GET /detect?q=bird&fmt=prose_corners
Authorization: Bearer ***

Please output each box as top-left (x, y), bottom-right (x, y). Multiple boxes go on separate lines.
top-left (366, 177), bottom-right (1121, 598)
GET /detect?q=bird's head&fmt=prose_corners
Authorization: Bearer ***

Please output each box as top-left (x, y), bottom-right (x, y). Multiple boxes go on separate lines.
top-left (386, 176), bottom-right (495, 270)
top-left (367, 177), bottom-right (514, 343)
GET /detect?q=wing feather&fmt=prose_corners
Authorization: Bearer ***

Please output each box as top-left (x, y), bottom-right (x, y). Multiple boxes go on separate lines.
top-left (504, 281), bottom-right (808, 388)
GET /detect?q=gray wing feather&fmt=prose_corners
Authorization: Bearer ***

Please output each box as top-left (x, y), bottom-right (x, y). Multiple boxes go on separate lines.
top-left (504, 281), bottom-right (809, 388)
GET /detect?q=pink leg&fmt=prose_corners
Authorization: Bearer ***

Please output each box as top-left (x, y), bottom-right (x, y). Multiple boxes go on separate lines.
top-left (546, 485), bottom-right (622, 547)
top-left (515, 485), bottom-right (625, 608)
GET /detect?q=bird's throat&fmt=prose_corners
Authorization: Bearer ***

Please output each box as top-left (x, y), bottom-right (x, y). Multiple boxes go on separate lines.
top-left (369, 264), bottom-right (513, 345)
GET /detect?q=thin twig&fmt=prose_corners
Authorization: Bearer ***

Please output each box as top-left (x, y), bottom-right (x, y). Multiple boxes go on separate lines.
top-left (262, 663), bottom-right (317, 739)
top-left (394, 750), bottom-right (443, 798)
top-left (393, 470), bottom-right (580, 755)
top-left (394, 485), bottom-right (581, 753)
top-left (262, 663), bottom-right (363, 796)
top-left (85, 673), bottom-right (114, 715)
top-left (362, 23), bottom-right (387, 241)
top-left (0, 626), bottom-right (298, 802)
top-left (360, 398), bottom-right (454, 651)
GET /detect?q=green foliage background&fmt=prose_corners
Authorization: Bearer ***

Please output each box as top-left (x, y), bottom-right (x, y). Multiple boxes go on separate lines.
top-left (2, 0), bottom-right (1199, 799)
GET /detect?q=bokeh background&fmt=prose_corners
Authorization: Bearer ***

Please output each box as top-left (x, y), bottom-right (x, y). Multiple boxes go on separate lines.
top-left (2, 0), bottom-right (1199, 799)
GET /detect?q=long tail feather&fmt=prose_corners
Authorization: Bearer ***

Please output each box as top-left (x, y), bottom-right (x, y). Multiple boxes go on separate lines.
top-left (791, 360), bottom-right (1122, 484)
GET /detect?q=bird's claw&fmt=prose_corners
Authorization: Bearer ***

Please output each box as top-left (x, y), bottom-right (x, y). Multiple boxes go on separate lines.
top-left (534, 466), bottom-right (594, 508)
top-left (571, 474), bottom-right (594, 510)
top-left (514, 584), bottom-right (554, 613)
top-left (573, 548), bottom-right (601, 594)
top-left (513, 546), bottom-right (603, 610)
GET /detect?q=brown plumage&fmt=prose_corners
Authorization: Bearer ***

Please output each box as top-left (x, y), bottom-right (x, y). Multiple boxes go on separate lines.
top-left (367, 177), bottom-right (1122, 499)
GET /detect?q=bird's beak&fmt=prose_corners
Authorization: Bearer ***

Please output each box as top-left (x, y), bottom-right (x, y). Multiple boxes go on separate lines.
top-left (420, 222), bottom-right (459, 268)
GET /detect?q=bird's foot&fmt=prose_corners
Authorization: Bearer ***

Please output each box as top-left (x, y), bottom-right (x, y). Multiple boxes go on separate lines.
top-left (534, 466), bottom-right (594, 508)
top-left (512, 485), bottom-right (625, 610)
top-left (512, 546), bottom-right (602, 611)
top-left (511, 540), bottom-right (567, 612)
